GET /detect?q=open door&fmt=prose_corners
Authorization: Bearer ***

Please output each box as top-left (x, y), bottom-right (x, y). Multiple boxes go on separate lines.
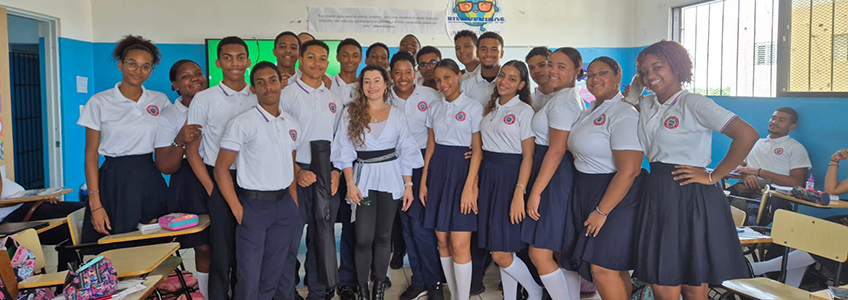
top-left (0, 8), bottom-right (16, 180)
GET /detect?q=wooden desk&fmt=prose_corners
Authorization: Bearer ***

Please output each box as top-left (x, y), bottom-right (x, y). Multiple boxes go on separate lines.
top-left (769, 191), bottom-right (848, 210)
top-left (0, 189), bottom-right (72, 206)
top-left (98, 214), bottom-right (210, 244)
top-left (722, 278), bottom-right (811, 300)
top-left (121, 275), bottom-right (165, 300)
top-left (18, 242), bottom-right (180, 289)
top-left (810, 285), bottom-right (848, 300)
top-left (35, 217), bottom-right (67, 234)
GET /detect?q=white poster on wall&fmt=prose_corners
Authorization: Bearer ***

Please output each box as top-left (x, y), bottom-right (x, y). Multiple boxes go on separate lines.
top-left (445, 0), bottom-right (506, 40)
top-left (308, 7), bottom-right (445, 34)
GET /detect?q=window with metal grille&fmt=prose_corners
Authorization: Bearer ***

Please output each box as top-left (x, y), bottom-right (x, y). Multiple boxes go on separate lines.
top-left (757, 42), bottom-right (777, 65)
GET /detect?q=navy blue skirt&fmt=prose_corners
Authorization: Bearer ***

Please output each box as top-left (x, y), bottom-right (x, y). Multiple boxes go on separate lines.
top-left (562, 169), bottom-right (645, 281)
top-left (81, 153), bottom-right (168, 243)
top-left (423, 144), bottom-right (476, 232)
top-left (168, 159), bottom-right (210, 248)
top-left (405, 149), bottom-right (426, 221)
top-left (520, 146), bottom-right (574, 251)
top-left (633, 163), bottom-right (749, 286)
top-left (477, 151), bottom-right (525, 253)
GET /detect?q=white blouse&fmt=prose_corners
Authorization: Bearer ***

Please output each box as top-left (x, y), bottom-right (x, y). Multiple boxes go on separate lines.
top-left (480, 95), bottom-right (535, 154)
top-left (425, 94), bottom-right (484, 147)
top-left (567, 94), bottom-right (642, 174)
top-left (530, 87), bottom-right (584, 146)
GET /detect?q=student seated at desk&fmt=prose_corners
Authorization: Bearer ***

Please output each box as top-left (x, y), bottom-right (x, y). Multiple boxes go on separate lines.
top-left (730, 107), bottom-right (811, 225)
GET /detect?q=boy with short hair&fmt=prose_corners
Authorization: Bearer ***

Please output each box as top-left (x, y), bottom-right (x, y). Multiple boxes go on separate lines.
top-left (331, 38), bottom-right (362, 104)
top-left (453, 30), bottom-right (480, 80)
top-left (461, 32), bottom-right (504, 106)
top-left (365, 42), bottom-right (390, 70)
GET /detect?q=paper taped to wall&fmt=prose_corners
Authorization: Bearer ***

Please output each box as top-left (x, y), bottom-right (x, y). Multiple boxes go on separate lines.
top-left (308, 7), bottom-right (444, 34)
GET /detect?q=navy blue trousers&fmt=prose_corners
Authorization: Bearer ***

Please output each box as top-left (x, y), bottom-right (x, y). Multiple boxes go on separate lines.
top-left (338, 192), bottom-right (357, 287)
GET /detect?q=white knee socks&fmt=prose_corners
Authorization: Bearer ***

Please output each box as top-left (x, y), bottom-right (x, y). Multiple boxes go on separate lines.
top-left (440, 257), bottom-right (458, 298)
top-left (539, 269), bottom-right (570, 300)
top-left (751, 250), bottom-right (815, 287)
top-left (500, 268), bottom-right (519, 300)
top-left (196, 271), bottom-right (209, 299)
top-left (454, 261), bottom-right (473, 300)
top-left (501, 254), bottom-right (543, 300)
top-left (562, 269), bottom-right (581, 300)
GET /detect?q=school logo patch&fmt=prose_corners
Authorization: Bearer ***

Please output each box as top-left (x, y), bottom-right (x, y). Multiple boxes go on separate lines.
top-left (503, 114), bottom-right (516, 125)
top-left (289, 129), bottom-right (298, 141)
top-left (328, 103), bottom-right (337, 113)
top-left (146, 105), bottom-right (160, 117)
top-left (417, 101), bottom-right (428, 112)
top-left (455, 111), bottom-right (467, 122)
top-left (664, 116), bottom-right (680, 129)
top-left (594, 114), bottom-right (607, 126)
top-left (774, 147), bottom-right (784, 155)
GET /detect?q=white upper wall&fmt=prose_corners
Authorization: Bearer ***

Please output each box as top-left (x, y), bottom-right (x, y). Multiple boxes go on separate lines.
top-left (0, 0), bottom-right (93, 41)
top-left (634, 0), bottom-right (693, 46)
top-left (90, 0), bottom-right (637, 47)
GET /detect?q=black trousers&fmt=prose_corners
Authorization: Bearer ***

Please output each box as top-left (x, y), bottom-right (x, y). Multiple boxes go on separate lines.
top-left (207, 165), bottom-right (238, 300)
top-left (354, 191), bottom-right (399, 285)
top-left (4, 201), bottom-right (85, 271)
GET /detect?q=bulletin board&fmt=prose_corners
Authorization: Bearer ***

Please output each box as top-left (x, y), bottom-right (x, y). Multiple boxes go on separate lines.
top-left (0, 8), bottom-right (15, 180)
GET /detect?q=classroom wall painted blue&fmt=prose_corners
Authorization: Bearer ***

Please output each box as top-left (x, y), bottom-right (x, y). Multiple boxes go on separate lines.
top-left (58, 37), bottom-right (95, 202)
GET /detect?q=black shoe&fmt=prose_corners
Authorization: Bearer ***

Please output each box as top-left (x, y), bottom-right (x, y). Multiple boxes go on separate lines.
top-left (427, 284), bottom-right (444, 300)
top-left (294, 292), bottom-right (305, 300)
top-left (399, 285), bottom-right (427, 300)
top-left (358, 284), bottom-right (370, 300)
top-left (372, 281), bottom-right (387, 300)
top-left (390, 252), bottom-right (406, 269)
top-left (324, 288), bottom-right (335, 300)
top-left (338, 285), bottom-right (358, 300)
top-left (470, 281), bottom-right (486, 296)
top-left (369, 274), bottom-right (392, 288)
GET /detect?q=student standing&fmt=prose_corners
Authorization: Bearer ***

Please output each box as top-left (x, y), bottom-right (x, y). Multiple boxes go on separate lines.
top-left (417, 46), bottom-right (442, 90)
top-left (280, 39), bottom-right (344, 300)
top-left (333, 65), bottom-right (424, 300)
top-left (390, 51), bottom-right (444, 300)
top-left (476, 60), bottom-right (541, 300)
top-left (525, 47), bottom-right (553, 112)
top-left (331, 38), bottom-right (362, 105)
top-left (78, 35), bottom-right (171, 243)
top-left (186, 36), bottom-right (257, 300)
top-left (274, 31), bottom-right (300, 86)
top-left (461, 32), bottom-right (503, 106)
top-left (153, 59), bottom-right (210, 298)
top-left (561, 57), bottom-right (644, 300)
top-left (420, 59), bottom-right (483, 300)
top-left (631, 40), bottom-right (758, 300)
top-left (521, 47), bottom-right (585, 300)
top-left (454, 30), bottom-right (480, 81)
top-left (366, 42), bottom-right (391, 70)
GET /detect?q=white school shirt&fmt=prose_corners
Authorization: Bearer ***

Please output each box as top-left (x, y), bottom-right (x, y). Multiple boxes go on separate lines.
top-left (425, 94), bottom-right (484, 147)
top-left (286, 69), bottom-right (303, 85)
top-left (460, 68), bottom-right (497, 106)
top-left (280, 77), bottom-right (343, 165)
top-left (638, 90), bottom-right (738, 167)
top-left (567, 94), bottom-right (642, 174)
top-left (461, 67), bottom-right (480, 84)
top-left (219, 106), bottom-right (301, 191)
top-left (330, 74), bottom-right (358, 105)
top-left (745, 135), bottom-right (811, 176)
top-left (187, 83), bottom-right (257, 168)
top-left (532, 88), bottom-right (552, 112)
top-left (391, 85), bottom-right (441, 149)
top-left (530, 87), bottom-right (584, 146)
top-left (414, 70), bottom-right (425, 86)
top-left (0, 177), bottom-right (25, 221)
top-left (332, 107), bottom-right (424, 200)
top-left (480, 95), bottom-right (535, 154)
top-left (78, 83), bottom-right (172, 157)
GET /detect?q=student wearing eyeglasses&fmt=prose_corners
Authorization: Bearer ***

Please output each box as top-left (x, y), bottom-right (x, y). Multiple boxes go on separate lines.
top-left (416, 46), bottom-right (442, 91)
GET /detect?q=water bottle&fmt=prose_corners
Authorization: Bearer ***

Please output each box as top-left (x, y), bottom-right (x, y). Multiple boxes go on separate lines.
top-left (624, 75), bottom-right (645, 105)
top-left (806, 174), bottom-right (815, 191)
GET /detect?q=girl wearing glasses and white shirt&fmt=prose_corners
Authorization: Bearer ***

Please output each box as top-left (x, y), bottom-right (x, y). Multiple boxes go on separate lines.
top-left (78, 35), bottom-right (172, 243)
top-left (561, 57), bottom-right (645, 300)
top-left (631, 40), bottom-right (758, 300)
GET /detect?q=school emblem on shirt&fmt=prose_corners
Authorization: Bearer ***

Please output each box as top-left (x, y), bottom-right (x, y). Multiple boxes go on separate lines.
top-left (417, 101), bottom-right (428, 112)
top-left (774, 147), bottom-right (784, 155)
top-left (594, 114), bottom-right (607, 126)
top-left (329, 103), bottom-right (337, 113)
top-left (146, 105), bottom-right (160, 117)
top-left (289, 129), bottom-right (298, 141)
top-left (455, 111), bottom-right (467, 122)
top-left (503, 114), bottom-right (516, 125)
top-left (664, 116), bottom-right (679, 129)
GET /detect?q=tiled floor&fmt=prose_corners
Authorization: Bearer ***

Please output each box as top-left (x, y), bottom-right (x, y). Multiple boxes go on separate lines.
top-left (40, 224), bottom-right (602, 300)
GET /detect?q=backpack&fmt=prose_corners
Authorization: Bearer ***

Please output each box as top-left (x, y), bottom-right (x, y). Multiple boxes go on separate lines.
top-left (1, 236), bottom-right (55, 300)
top-left (62, 256), bottom-right (118, 300)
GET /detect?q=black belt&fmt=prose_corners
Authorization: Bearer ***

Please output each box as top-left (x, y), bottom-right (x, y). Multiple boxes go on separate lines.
top-left (238, 188), bottom-right (290, 201)
top-left (356, 149), bottom-right (397, 163)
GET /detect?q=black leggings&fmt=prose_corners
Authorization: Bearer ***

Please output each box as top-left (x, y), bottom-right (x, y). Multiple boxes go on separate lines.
top-left (354, 191), bottom-right (399, 285)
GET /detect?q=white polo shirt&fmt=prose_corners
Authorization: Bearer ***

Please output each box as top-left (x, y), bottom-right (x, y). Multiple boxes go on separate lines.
top-left (286, 69), bottom-right (303, 85)
top-left (330, 74), bottom-right (358, 105)
top-left (391, 85), bottom-right (441, 149)
top-left (480, 95), bottom-right (535, 154)
top-left (78, 82), bottom-right (172, 157)
top-left (425, 93), bottom-right (483, 147)
top-left (568, 94), bottom-right (642, 174)
top-left (220, 106), bottom-right (301, 191)
top-left (155, 98), bottom-right (186, 148)
top-left (746, 135), bottom-right (811, 176)
top-left (531, 87), bottom-right (585, 146)
top-left (461, 67), bottom-right (480, 83)
top-left (460, 68), bottom-right (497, 106)
top-left (187, 83), bottom-right (257, 169)
top-left (280, 77), bottom-right (343, 165)
top-left (532, 88), bottom-right (552, 112)
top-left (638, 90), bottom-right (738, 167)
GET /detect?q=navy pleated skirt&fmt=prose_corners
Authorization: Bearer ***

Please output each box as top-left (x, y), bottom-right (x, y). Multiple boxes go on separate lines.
top-left (477, 151), bottom-right (525, 253)
top-left (520, 146), bottom-right (574, 251)
top-left (405, 149), bottom-right (426, 221)
top-left (632, 163), bottom-right (749, 286)
top-left (562, 169), bottom-right (646, 281)
top-left (168, 159), bottom-right (210, 248)
top-left (423, 144), bottom-right (476, 232)
top-left (81, 153), bottom-right (168, 243)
